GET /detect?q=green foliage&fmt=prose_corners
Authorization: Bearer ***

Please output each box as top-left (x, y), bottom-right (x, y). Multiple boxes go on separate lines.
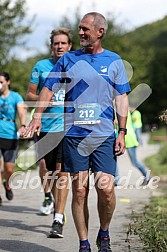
top-left (144, 151), bottom-right (167, 176)
top-left (59, 7), bottom-right (81, 50)
top-left (148, 127), bottom-right (167, 143)
top-left (0, 0), bottom-right (34, 66)
top-left (148, 48), bottom-right (167, 121)
top-left (145, 128), bottom-right (167, 175)
top-left (101, 17), bottom-right (127, 53)
top-left (127, 137), bottom-right (167, 251)
top-left (2, 54), bottom-right (49, 99)
top-left (160, 144), bottom-right (167, 165)
top-left (120, 17), bottom-right (167, 126)
top-left (128, 202), bottom-right (167, 252)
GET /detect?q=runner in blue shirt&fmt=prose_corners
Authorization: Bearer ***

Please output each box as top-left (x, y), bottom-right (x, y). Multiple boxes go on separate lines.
top-left (26, 28), bottom-right (72, 238)
top-left (0, 72), bottom-right (26, 204)
top-left (24, 12), bottom-right (130, 252)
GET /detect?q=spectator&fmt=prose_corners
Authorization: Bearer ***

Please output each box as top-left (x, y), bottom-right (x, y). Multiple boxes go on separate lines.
top-left (115, 111), bottom-right (150, 186)
top-left (130, 108), bottom-right (143, 145)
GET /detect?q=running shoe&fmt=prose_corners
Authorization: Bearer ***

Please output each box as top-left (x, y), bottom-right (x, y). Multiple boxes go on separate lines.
top-left (0, 196), bottom-right (2, 206)
top-left (48, 220), bottom-right (64, 238)
top-left (52, 206), bottom-right (67, 224)
top-left (140, 177), bottom-right (151, 186)
top-left (3, 181), bottom-right (13, 200)
top-left (96, 235), bottom-right (112, 252)
top-left (79, 246), bottom-right (91, 252)
top-left (40, 197), bottom-right (54, 215)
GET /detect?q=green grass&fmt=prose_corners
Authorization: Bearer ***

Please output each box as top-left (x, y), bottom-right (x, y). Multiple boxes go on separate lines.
top-left (128, 196), bottom-right (167, 252)
top-left (148, 126), bottom-right (167, 144)
top-left (144, 144), bottom-right (167, 175)
top-left (128, 131), bottom-right (167, 251)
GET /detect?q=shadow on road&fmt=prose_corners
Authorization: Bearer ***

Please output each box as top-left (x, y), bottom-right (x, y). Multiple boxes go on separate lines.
top-left (0, 240), bottom-right (58, 252)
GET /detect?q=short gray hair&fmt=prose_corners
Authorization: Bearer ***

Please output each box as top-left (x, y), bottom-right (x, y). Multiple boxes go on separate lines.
top-left (83, 12), bottom-right (108, 34)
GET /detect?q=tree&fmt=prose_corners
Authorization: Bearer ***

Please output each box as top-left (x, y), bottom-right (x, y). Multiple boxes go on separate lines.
top-left (0, 0), bottom-right (34, 66)
top-left (147, 47), bottom-right (167, 123)
top-left (5, 54), bottom-right (48, 99)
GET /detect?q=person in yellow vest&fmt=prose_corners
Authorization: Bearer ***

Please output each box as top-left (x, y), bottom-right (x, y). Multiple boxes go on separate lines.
top-left (131, 108), bottom-right (143, 145)
top-left (115, 111), bottom-right (150, 186)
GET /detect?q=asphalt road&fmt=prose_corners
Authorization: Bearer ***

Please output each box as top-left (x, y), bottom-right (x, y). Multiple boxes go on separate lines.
top-left (0, 134), bottom-right (160, 252)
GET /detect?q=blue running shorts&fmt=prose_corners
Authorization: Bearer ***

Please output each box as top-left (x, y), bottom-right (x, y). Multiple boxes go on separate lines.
top-left (63, 135), bottom-right (117, 175)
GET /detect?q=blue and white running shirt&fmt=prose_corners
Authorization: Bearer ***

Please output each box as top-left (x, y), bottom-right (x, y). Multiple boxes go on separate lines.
top-left (44, 49), bottom-right (131, 137)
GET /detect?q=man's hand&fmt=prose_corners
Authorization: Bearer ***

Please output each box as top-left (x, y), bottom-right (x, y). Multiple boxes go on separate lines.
top-left (23, 118), bottom-right (42, 138)
top-left (115, 132), bottom-right (126, 156)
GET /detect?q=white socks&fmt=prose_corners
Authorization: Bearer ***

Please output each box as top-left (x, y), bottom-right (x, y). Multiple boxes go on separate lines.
top-left (54, 213), bottom-right (64, 224)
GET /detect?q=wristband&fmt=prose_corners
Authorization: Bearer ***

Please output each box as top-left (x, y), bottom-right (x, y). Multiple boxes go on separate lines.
top-left (118, 128), bottom-right (127, 135)
top-left (21, 124), bottom-right (26, 128)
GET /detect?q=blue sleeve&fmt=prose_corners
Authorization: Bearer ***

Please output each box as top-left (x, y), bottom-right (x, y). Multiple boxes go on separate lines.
top-left (109, 58), bottom-right (131, 95)
top-left (15, 92), bottom-right (24, 104)
top-left (30, 62), bottom-right (40, 85)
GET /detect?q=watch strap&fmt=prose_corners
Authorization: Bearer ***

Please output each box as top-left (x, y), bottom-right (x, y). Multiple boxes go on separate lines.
top-left (118, 128), bottom-right (127, 135)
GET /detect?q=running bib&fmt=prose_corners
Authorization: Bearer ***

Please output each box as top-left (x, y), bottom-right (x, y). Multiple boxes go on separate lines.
top-left (74, 103), bottom-right (101, 125)
top-left (52, 88), bottom-right (65, 106)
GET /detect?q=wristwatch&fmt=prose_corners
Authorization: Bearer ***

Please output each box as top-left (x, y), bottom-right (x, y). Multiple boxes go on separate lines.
top-left (118, 128), bottom-right (127, 135)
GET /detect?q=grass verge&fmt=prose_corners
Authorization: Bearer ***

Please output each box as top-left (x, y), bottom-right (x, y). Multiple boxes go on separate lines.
top-left (128, 142), bottom-right (167, 251)
top-left (144, 143), bottom-right (167, 176)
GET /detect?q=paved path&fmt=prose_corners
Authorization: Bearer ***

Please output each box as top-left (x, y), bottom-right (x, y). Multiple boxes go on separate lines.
top-left (0, 134), bottom-right (160, 252)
